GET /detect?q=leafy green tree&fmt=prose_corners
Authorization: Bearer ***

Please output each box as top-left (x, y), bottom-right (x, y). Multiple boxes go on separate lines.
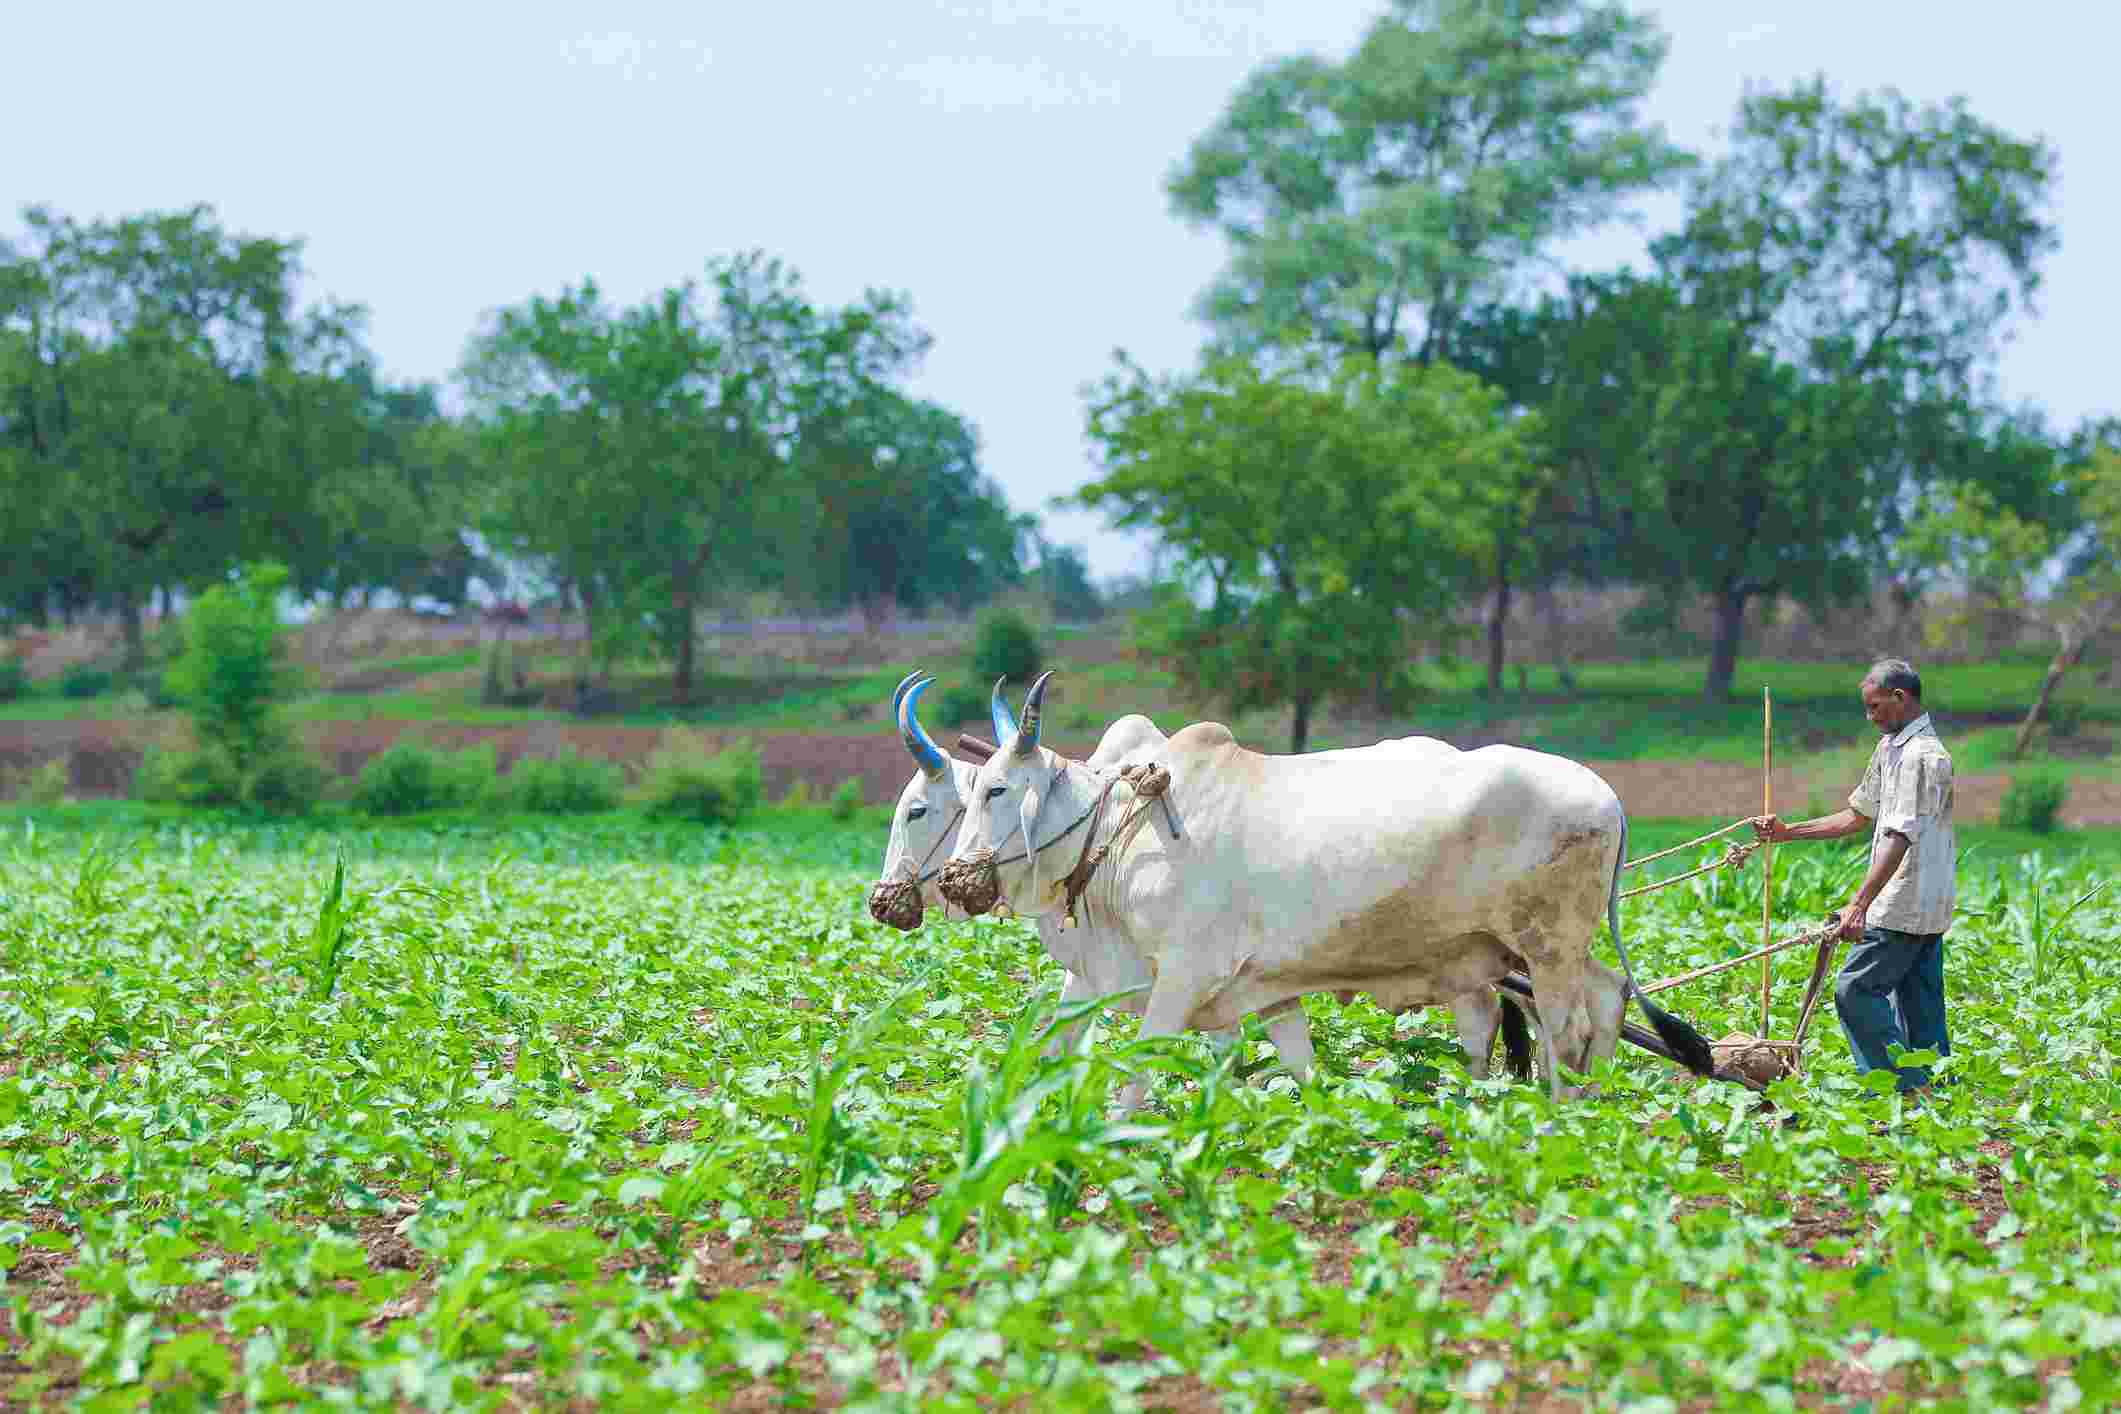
top-left (1168, 0), bottom-right (1689, 366)
top-left (0, 204), bottom-right (370, 663)
top-left (1903, 434), bottom-right (2121, 756)
top-left (461, 252), bottom-right (929, 703)
top-left (1079, 353), bottom-right (1530, 751)
top-left (797, 387), bottom-right (1029, 628)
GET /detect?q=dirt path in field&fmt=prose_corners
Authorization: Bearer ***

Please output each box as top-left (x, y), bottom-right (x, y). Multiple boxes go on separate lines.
top-left (6, 718), bottom-right (2119, 827)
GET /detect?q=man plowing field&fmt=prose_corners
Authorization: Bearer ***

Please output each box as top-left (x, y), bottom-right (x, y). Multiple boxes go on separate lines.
top-left (1752, 658), bottom-right (1958, 1097)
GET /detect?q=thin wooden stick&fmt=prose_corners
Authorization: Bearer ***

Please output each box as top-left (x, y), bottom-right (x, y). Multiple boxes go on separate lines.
top-left (1760, 686), bottom-right (1774, 1035)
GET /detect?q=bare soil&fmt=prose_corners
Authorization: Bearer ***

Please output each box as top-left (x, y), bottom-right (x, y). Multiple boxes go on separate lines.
top-left (8, 718), bottom-right (2118, 826)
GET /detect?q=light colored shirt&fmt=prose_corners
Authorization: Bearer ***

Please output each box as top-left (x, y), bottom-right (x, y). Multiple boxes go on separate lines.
top-left (1848, 713), bottom-right (1957, 935)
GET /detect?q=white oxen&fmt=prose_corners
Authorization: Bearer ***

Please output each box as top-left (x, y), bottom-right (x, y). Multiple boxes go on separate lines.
top-left (938, 672), bottom-right (1716, 1113)
top-left (867, 673), bottom-right (1314, 1072)
top-left (871, 674), bottom-right (1534, 1085)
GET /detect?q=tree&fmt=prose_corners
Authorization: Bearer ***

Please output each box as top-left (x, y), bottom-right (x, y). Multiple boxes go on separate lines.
top-left (0, 204), bottom-right (370, 665)
top-left (1530, 77), bottom-right (2059, 700)
top-left (462, 252), bottom-right (929, 703)
top-left (1168, 0), bottom-right (1690, 366)
top-left (1079, 353), bottom-right (1530, 751)
top-left (1903, 433), bottom-right (2121, 757)
top-left (797, 387), bottom-right (1029, 628)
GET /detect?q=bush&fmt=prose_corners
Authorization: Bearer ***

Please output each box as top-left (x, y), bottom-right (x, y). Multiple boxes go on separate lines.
top-left (163, 561), bottom-right (303, 779)
top-left (971, 608), bottom-right (1042, 686)
top-left (137, 735), bottom-right (328, 814)
top-left (246, 740), bottom-right (331, 816)
top-left (779, 779), bottom-right (814, 810)
top-left (639, 730), bottom-right (763, 826)
top-left (1999, 771), bottom-right (2069, 834)
top-left (60, 666), bottom-right (115, 699)
top-left (507, 749), bottom-right (624, 815)
top-left (0, 757), bottom-right (70, 806)
top-left (934, 682), bottom-right (987, 731)
top-left (351, 738), bottom-right (499, 816)
top-left (0, 657), bottom-right (27, 702)
top-left (136, 744), bottom-right (245, 808)
top-left (829, 777), bottom-right (865, 821)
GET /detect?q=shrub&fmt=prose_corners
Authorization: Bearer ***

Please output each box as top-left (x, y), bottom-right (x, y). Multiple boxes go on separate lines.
top-left (779, 779), bottom-right (814, 810)
top-left (971, 608), bottom-right (1042, 686)
top-left (935, 682), bottom-right (987, 730)
top-left (246, 739), bottom-right (331, 816)
top-left (351, 739), bottom-right (499, 816)
top-left (60, 666), bottom-right (115, 699)
top-left (0, 657), bottom-right (27, 702)
top-left (829, 777), bottom-right (866, 821)
top-left (1999, 771), bottom-right (2069, 834)
top-left (507, 749), bottom-right (624, 815)
top-left (0, 756), bottom-right (70, 806)
top-left (163, 561), bottom-right (303, 778)
top-left (136, 744), bottom-right (245, 808)
top-left (639, 730), bottom-right (763, 826)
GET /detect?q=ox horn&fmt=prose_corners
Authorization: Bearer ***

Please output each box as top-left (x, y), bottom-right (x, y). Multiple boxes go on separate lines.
top-left (891, 671), bottom-right (925, 718)
top-left (899, 675), bottom-right (948, 779)
top-left (1013, 670), bottom-right (1055, 756)
top-left (989, 677), bottom-right (1020, 746)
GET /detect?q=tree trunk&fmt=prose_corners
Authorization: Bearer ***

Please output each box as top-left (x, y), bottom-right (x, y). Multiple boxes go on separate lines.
top-left (1485, 549), bottom-right (1511, 697)
top-left (118, 591), bottom-right (146, 673)
top-left (1535, 582), bottom-right (1575, 693)
top-left (1289, 692), bottom-right (1315, 755)
top-left (1705, 587), bottom-right (1748, 703)
top-left (672, 580), bottom-right (698, 706)
top-left (2013, 626), bottom-right (2086, 759)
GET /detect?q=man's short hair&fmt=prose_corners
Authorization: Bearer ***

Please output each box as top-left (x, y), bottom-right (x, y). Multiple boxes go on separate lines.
top-left (1863, 658), bottom-right (1922, 701)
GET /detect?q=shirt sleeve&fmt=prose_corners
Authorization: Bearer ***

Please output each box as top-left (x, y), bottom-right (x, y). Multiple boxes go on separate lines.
top-left (1849, 748), bottom-right (1883, 820)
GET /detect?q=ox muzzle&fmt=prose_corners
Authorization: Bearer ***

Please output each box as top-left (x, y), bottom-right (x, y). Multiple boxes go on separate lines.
top-left (935, 848), bottom-right (1004, 918)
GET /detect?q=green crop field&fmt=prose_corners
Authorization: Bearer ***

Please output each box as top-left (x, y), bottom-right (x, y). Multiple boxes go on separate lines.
top-left (3, 808), bottom-right (2118, 1410)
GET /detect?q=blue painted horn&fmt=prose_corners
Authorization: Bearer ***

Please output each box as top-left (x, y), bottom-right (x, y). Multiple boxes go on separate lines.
top-left (899, 675), bottom-right (948, 779)
top-left (1013, 670), bottom-right (1055, 756)
top-left (989, 677), bottom-right (1019, 746)
top-left (891, 671), bottom-right (925, 717)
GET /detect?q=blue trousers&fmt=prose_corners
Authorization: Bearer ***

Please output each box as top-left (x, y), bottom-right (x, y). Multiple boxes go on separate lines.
top-left (1834, 926), bottom-right (1949, 1091)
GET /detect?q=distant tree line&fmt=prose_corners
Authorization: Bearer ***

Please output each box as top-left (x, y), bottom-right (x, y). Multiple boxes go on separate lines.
top-left (6, 0), bottom-right (2114, 740)
top-left (0, 211), bottom-right (1083, 704)
top-left (1077, 0), bottom-right (2113, 746)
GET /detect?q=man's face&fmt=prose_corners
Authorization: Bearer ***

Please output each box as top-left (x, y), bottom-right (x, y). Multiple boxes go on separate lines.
top-left (1861, 680), bottom-right (1916, 734)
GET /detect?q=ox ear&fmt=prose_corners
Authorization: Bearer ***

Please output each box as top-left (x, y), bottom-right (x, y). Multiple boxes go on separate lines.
top-left (1013, 670), bottom-right (1055, 757)
top-left (899, 676), bottom-right (948, 780)
top-left (1018, 770), bottom-right (1049, 906)
top-left (989, 677), bottom-right (1019, 746)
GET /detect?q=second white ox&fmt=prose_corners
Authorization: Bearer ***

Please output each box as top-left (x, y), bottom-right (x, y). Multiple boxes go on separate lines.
top-left (936, 671), bottom-right (1716, 1112)
top-left (869, 674), bottom-right (1533, 1084)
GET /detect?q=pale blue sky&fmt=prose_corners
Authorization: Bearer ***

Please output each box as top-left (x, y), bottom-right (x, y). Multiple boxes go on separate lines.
top-left (8, 2), bottom-right (2114, 585)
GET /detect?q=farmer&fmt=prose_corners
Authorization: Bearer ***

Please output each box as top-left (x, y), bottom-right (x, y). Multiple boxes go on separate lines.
top-left (1752, 659), bottom-right (1957, 1095)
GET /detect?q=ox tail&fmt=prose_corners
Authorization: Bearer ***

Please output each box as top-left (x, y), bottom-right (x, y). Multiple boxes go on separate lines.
top-left (1608, 807), bottom-right (1717, 1077)
top-left (1498, 992), bottom-right (1533, 1082)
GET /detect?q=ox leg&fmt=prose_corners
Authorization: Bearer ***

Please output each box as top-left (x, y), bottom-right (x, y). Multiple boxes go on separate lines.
top-left (1259, 997), bottom-right (1314, 1085)
top-left (1113, 983), bottom-right (1199, 1117)
top-left (1528, 986), bottom-right (1567, 1104)
top-left (1448, 990), bottom-right (1503, 1081)
top-left (1042, 971), bottom-right (1097, 1060)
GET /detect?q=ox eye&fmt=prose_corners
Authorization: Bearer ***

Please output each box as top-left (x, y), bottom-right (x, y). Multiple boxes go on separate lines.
top-left (907, 805), bottom-right (927, 820)
top-left (986, 785), bottom-right (1006, 800)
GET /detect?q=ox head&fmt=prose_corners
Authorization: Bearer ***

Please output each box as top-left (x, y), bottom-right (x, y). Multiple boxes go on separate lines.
top-left (938, 670), bottom-right (1070, 919)
top-left (869, 671), bottom-right (976, 931)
